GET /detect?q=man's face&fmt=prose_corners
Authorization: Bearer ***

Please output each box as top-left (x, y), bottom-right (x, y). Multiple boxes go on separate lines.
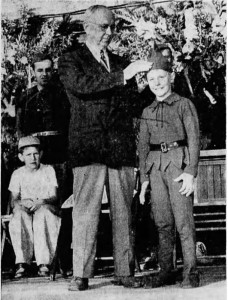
top-left (147, 69), bottom-right (173, 101)
top-left (33, 59), bottom-right (53, 89)
top-left (19, 146), bottom-right (41, 170)
top-left (84, 9), bottom-right (115, 49)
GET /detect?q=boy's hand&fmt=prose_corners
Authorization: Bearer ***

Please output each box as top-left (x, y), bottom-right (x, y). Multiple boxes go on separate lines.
top-left (21, 199), bottom-right (33, 209)
top-left (139, 181), bottom-right (149, 204)
top-left (174, 173), bottom-right (194, 197)
top-left (29, 199), bottom-right (44, 212)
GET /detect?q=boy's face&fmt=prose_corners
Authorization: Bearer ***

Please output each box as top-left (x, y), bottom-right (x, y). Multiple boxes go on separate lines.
top-left (19, 146), bottom-right (41, 170)
top-left (147, 69), bottom-right (173, 101)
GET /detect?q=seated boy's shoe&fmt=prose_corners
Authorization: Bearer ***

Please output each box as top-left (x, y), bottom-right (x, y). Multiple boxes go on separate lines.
top-left (112, 276), bottom-right (142, 288)
top-left (144, 273), bottom-right (176, 289)
top-left (181, 272), bottom-right (200, 289)
top-left (15, 263), bottom-right (27, 279)
top-left (38, 264), bottom-right (50, 277)
top-left (68, 277), bottom-right (89, 291)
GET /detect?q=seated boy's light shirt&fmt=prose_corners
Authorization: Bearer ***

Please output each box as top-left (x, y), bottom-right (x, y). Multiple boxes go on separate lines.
top-left (9, 164), bottom-right (58, 202)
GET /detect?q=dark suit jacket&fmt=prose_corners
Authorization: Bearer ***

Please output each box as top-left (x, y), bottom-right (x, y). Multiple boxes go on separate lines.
top-left (58, 44), bottom-right (150, 168)
top-left (16, 77), bottom-right (71, 164)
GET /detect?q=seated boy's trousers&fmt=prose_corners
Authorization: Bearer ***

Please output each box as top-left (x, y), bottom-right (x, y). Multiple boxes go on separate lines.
top-left (9, 205), bottom-right (61, 266)
top-left (72, 164), bottom-right (135, 278)
top-left (149, 162), bottom-right (197, 278)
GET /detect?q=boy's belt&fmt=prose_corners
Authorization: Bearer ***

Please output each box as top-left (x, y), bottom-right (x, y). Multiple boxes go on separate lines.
top-left (32, 131), bottom-right (61, 137)
top-left (150, 140), bottom-right (187, 153)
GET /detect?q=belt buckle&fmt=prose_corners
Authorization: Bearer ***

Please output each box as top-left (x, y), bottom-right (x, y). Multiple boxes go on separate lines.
top-left (161, 142), bottom-right (168, 153)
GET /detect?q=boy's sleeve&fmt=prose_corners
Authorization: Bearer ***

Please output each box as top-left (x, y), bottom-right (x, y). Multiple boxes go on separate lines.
top-left (47, 165), bottom-right (58, 187)
top-left (8, 170), bottom-right (20, 194)
top-left (138, 109), bottom-right (151, 184)
top-left (183, 99), bottom-right (200, 177)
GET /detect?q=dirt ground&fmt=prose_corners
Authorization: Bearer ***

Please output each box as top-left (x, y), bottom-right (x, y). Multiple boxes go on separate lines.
top-left (2, 265), bottom-right (226, 300)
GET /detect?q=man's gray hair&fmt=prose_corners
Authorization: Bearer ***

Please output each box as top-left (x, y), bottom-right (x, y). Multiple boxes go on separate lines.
top-left (83, 5), bottom-right (114, 27)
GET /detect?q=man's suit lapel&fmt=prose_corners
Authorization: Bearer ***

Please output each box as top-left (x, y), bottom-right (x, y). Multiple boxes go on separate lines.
top-left (81, 45), bottom-right (111, 73)
top-left (79, 45), bottom-right (103, 74)
top-left (80, 45), bottom-right (126, 74)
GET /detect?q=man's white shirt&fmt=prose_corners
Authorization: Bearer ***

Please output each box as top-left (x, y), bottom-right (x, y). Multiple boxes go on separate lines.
top-left (86, 41), bottom-right (110, 72)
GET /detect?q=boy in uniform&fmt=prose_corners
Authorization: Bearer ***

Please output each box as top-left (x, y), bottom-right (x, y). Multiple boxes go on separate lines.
top-left (138, 50), bottom-right (200, 288)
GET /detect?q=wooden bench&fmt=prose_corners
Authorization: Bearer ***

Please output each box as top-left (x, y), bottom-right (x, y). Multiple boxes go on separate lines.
top-left (194, 149), bottom-right (226, 206)
top-left (193, 149), bottom-right (226, 260)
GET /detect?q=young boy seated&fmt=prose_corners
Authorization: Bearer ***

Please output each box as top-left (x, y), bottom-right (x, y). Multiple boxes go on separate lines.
top-left (8, 136), bottom-right (61, 278)
top-left (138, 50), bottom-right (200, 288)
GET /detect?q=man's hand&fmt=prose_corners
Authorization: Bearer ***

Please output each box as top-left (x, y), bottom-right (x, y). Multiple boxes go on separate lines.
top-left (123, 60), bottom-right (152, 81)
top-left (29, 199), bottom-right (44, 212)
top-left (174, 173), bottom-right (195, 197)
top-left (139, 181), bottom-right (149, 205)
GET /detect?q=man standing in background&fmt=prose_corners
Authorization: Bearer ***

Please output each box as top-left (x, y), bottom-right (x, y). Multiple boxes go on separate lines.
top-left (16, 53), bottom-right (72, 274)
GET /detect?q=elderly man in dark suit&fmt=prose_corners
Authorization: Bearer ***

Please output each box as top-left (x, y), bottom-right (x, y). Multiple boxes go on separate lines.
top-left (58, 5), bottom-right (152, 291)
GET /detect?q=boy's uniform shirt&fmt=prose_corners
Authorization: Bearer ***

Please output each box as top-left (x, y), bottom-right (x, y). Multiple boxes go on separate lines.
top-left (138, 92), bottom-right (200, 183)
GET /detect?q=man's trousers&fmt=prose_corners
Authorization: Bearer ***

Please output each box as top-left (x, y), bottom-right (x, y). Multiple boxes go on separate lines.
top-left (9, 205), bottom-right (61, 266)
top-left (72, 164), bottom-right (135, 278)
top-left (149, 162), bottom-right (197, 278)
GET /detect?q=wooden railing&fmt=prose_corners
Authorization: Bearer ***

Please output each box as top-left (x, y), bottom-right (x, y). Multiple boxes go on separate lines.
top-left (192, 149), bottom-right (226, 260)
top-left (194, 149), bottom-right (226, 205)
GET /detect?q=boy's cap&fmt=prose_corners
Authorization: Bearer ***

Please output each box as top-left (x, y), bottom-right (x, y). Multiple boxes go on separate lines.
top-left (147, 50), bottom-right (173, 72)
top-left (18, 136), bottom-right (40, 150)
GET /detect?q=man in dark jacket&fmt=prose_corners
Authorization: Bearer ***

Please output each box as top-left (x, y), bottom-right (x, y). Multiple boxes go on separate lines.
top-left (58, 5), bottom-right (152, 291)
top-left (16, 53), bottom-right (72, 275)
top-left (17, 54), bottom-right (70, 167)
top-left (17, 53), bottom-right (71, 201)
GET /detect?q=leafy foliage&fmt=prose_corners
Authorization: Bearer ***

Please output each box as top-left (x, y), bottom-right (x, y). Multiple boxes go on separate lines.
top-left (109, 0), bottom-right (226, 149)
top-left (1, 5), bottom-right (79, 172)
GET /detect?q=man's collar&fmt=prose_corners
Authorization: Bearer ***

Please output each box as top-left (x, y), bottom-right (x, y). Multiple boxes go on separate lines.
top-left (37, 85), bottom-right (44, 92)
top-left (86, 41), bottom-right (107, 62)
top-left (86, 41), bottom-right (110, 72)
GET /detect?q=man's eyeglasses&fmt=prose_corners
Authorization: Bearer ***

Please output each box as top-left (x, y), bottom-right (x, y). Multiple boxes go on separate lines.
top-left (89, 22), bottom-right (115, 32)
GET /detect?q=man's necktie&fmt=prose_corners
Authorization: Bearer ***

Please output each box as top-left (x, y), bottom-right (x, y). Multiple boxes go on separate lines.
top-left (100, 50), bottom-right (109, 71)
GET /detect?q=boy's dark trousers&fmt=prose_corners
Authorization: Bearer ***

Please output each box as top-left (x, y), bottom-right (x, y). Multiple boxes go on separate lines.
top-left (149, 162), bottom-right (197, 279)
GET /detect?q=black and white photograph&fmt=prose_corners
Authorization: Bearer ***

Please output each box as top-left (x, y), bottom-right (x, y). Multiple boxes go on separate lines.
top-left (1, 0), bottom-right (226, 299)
